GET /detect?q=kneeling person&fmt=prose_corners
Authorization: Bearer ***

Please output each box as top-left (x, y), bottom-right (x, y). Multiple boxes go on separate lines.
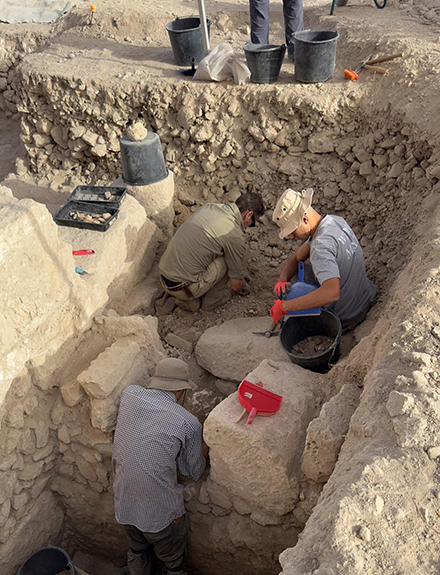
top-left (159, 193), bottom-right (265, 311)
top-left (271, 188), bottom-right (376, 329)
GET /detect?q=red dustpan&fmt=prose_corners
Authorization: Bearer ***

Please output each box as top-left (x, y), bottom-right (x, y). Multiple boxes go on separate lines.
top-left (236, 380), bottom-right (283, 424)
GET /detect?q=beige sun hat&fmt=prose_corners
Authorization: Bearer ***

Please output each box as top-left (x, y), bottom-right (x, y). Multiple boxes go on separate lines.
top-left (272, 188), bottom-right (314, 239)
top-left (145, 358), bottom-right (197, 392)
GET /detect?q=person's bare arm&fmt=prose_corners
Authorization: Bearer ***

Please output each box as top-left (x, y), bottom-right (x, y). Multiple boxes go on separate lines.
top-left (278, 243), bottom-right (311, 282)
top-left (281, 277), bottom-right (340, 312)
top-left (230, 278), bottom-right (247, 293)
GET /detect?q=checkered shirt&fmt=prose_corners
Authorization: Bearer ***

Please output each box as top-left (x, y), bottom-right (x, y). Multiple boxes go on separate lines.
top-left (112, 386), bottom-right (206, 533)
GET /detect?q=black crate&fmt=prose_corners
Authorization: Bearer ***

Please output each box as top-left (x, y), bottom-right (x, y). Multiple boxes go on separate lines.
top-left (68, 186), bottom-right (127, 209)
top-left (54, 201), bottom-right (119, 232)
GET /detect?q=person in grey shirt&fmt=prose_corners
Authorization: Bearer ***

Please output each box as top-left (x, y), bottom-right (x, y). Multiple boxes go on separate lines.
top-left (113, 358), bottom-right (208, 575)
top-left (270, 188), bottom-right (376, 328)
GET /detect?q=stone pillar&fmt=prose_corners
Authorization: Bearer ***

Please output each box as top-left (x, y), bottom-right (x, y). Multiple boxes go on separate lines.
top-left (113, 171), bottom-right (175, 242)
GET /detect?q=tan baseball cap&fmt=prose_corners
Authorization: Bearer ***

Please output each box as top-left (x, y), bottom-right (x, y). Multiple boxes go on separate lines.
top-left (272, 188), bottom-right (314, 239)
top-left (145, 358), bottom-right (197, 392)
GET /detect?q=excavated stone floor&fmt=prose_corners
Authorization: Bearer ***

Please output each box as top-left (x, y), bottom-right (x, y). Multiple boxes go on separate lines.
top-left (0, 0), bottom-right (440, 573)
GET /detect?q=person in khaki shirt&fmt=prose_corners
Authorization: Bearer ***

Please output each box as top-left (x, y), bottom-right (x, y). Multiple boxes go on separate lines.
top-left (159, 193), bottom-right (265, 311)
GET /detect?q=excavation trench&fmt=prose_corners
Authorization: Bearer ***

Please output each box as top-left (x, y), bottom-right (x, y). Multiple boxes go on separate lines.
top-left (0, 3), bottom-right (440, 575)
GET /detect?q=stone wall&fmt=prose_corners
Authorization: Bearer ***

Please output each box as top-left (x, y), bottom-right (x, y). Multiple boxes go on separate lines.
top-left (11, 58), bottom-right (439, 298)
top-left (0, 180), bottom-right (161, 573)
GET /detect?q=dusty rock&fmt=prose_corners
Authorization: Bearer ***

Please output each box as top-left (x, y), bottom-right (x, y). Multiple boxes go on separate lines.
top-left (204, 359), bottom-right (327, 515)
top-left (195, 317), bottom-right (289, 381)
top-left (126, 122), bottom-right (148, 141)
top-left (301, 384), bottom-right (362, 483)
top-left (165, 332), bottom-right (194, 352)
top-left (78, 339), bottom-right (143, 400)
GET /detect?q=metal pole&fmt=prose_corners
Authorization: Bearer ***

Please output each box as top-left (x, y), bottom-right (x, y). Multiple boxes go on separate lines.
top-left (198, 0), bottom-right (210, 53)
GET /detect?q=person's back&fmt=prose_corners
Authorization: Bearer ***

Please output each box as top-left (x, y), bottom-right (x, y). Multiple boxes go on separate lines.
top-left (309, 214), bottom-right (376, 326)
top-left (159, 202), bottom-right (245, 284)
top-left (113, 385), bottom-right (205, 533)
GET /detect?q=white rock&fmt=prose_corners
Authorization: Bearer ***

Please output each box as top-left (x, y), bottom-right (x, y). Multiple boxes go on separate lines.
top-left (204, 359), bottom-right (326, 515)
top-left (78, 339), bottom-right (142, 400)
top-left (195, 317), bottom-right (289, 381)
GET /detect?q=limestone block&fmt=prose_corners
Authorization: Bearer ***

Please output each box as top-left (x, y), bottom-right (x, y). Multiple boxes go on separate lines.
top-left (0, 491), bottom-right (64, 575)
top-left (78, 339), bottom-right (142, 399)
top-left (0, 472), bottom-right (16, 505)
top-left (61, 379), bottom-right (86, 407)
top-left (93, 314), bottom-right (165, 363)
top-left (308, 132), bottom-right (335, 154)
top-left (17, 460), bottom-right (44, 482)
top-left (0, 500), bottom-right (11, 527)
top-left (32, 440), bottom-right (54, 462)
top-left (113, 171), bottom-right (175, 240)
top-left (195, 317), bottom-right (289, 381)
top-left (75, 456), bottom-right (97, 483)
top-left (204, 360), bottom-right (326, 515)
top-left (301, 384), bottom-right (362, 483)
top-left (89, 354), bottom-right (148, 432)
top-left (58, 424), bottom-right (71, 444)
top-left (75, 338), bottom-right (148, 431)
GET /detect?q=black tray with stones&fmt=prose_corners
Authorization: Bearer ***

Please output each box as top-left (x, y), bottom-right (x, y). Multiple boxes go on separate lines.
top-left (53, 200), bottom-right (120, 232)
top-left (68, 186), bottom-right (127, 209)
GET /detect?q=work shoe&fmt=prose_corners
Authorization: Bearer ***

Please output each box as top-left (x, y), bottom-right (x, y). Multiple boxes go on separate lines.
top-left (176, 298), bottom-right (201, 312)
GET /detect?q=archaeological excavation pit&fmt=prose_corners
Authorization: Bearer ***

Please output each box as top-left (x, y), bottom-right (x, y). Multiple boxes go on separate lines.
top-left (1, 0), bottom-right (440, 574)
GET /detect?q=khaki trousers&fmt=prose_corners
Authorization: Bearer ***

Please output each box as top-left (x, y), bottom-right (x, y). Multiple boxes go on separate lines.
top-left (162, 257), bottom-right (232, 311)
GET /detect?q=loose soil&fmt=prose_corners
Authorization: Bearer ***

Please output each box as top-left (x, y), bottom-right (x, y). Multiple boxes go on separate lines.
top-left (291, 335), bottom-right (335, 356)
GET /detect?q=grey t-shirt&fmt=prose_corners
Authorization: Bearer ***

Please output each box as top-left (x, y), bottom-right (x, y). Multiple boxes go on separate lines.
top-left (308, 215), bottom-right (376, 325)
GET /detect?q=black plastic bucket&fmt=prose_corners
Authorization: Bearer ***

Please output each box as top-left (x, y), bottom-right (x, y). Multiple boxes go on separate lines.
top-left (279, 308), bottom-right (342, 373)
top-left (16, 546), bottom-right (75, 575)
top-left (293, 29), bottom-right (339, 83)
top-left (166, 16), bottom-right (211, 66)
top-left (120, 132), bottom-right (168, 186)
top-left (243, 43), bottom-right (286, 84)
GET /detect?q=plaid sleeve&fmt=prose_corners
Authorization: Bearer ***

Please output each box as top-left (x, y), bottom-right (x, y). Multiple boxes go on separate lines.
top-left (176, 420), bottom-right (206, 480)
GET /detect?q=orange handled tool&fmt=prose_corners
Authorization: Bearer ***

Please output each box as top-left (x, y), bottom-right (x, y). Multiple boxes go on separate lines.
top-left (344, 53), bottom-right (372, 81)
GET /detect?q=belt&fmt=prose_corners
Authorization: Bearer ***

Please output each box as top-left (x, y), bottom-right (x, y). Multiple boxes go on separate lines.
top-left (160, 275), bottom-right (194, 299)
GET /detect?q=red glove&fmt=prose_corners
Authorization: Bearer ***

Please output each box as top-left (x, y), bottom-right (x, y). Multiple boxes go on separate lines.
top-left (274, 280), bottom-right (290, 297)
top-left (270, 300), bottom-right (287, 324)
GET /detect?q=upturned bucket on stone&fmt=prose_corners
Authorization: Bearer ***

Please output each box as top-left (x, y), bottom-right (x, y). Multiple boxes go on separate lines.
top-left (293, 29), bottom-right (339, 83)
top-left (166, 16), bottom-right (211, 66)
top-left (243, 43), bottom-right (286, 84)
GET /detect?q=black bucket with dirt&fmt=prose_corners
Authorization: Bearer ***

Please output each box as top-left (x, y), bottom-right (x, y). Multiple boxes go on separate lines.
top-left (166, 16), bottom-right (211, 66)
top-left (293, 29), bottom-right (339, 83)
top-left (243, 43), bottom-right (286, 83)
top-left (279, 308), bottom-right (342, 373)
top-left (16, 546), bottom-right (76, 575)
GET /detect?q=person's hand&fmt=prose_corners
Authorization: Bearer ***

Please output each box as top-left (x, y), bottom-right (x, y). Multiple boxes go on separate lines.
top-left (270, 300), bottom-right (287, 323)
top-left (239, 281), bottom-right (251, 296)
top-left (274, 280), bottom-right (290, 297)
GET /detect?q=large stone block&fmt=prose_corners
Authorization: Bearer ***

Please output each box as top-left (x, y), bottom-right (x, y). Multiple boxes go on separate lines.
top-left (301, 384), bottom-right (362, 483)
top-left (195, 318), bottom-right (288, 381)
top-left (78, 339), bottom-right (143, 399)
top-left (78, 338), bottom-right (149, 431)
top-left (0, 188), bottom-right (159, 411)
top-left (204, 360), bottom-right (326, 516)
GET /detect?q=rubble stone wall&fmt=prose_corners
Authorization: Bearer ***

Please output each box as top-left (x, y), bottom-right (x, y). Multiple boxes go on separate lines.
top-left (0, 182), bottom-right (160, 574)
top-left (11, 65), bottom-right (439, 297)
